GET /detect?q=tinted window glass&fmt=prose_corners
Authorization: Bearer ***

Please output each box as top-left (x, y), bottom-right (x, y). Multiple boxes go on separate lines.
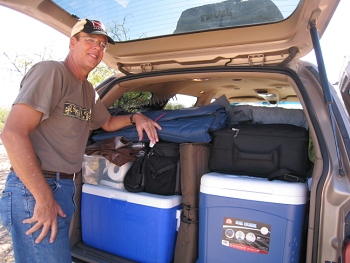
top-left (165, 94), bottom-right (197, 109)
top-left (109, 92), bottom-right (196, 114)
top-left (53, 0), bottom-right (299, 41)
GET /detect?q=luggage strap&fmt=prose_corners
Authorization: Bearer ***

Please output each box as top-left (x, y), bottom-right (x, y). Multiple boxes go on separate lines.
top-left (267, 168), bottom-right (306, 183)
top-left (181, 204), bottom-right (199, 224)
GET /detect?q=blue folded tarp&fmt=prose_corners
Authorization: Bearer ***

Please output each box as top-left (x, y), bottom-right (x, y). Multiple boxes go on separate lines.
top-left (92, 104), bottom-right (229, 143)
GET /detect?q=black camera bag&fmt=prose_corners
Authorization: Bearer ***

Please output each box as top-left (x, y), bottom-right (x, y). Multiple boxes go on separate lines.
top-left (124, 141), bottom-right (180, 195)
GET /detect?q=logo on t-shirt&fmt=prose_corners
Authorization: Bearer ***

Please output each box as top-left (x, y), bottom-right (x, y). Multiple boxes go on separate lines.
top-left (63, 101), bottom-right (91, 122)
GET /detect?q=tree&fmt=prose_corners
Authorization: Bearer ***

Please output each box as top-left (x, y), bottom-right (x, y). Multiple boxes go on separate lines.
top-left (164, 102), bottom-right (187, 110)
top-left (111, 92), bottom-right (153, 113)
top-left (2, 48), bottom-right (116, 87)
top-left (2, 46), bottom-right (62, 76)
top-left (0, 107), bottom-right (10, 131)
top-left (88, 62), bottom-right (117, 87)
top-left (2, 25), bottom-right (189, 112)
top-left (107, 17), bottom-right (148, 41)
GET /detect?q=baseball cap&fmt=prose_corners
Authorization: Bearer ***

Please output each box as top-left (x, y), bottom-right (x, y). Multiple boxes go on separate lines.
top-left (71, 19), bottom-right (115, 44)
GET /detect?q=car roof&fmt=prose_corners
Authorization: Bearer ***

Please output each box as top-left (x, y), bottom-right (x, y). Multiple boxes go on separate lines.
top-left (0, 0), bottom-right (339, 73)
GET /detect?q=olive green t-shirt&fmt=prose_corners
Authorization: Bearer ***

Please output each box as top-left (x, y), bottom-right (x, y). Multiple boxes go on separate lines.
top-left (14, 60), bottom-right (110, 173)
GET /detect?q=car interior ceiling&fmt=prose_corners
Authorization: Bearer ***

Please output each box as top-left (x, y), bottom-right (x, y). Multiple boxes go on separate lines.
top-left (100, 71), bottom-right (299, 108)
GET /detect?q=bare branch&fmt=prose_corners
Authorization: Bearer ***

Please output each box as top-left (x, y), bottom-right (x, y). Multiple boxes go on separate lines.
top-left (3, 52), bottom-right (23, 75)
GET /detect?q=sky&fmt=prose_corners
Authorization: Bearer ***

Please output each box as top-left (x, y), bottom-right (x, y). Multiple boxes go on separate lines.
top-left (0, 0), bottom-right (349, 107)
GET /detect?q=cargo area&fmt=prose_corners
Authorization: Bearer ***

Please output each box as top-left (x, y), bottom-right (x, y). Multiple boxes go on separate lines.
top-left (70, 99), bottom-right (314, 263)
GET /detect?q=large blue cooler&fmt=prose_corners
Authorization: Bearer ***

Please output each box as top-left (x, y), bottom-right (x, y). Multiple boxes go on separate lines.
top-left (198, 172), bottom-right (309, 263)
top-left (81, 184), bottom-right (182, 263)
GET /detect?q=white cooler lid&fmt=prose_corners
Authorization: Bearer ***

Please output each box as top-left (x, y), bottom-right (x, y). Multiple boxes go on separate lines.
top-left (83, 184), bottom-right (182, 208)
top-left (200, 172), bottom-right (308, 205)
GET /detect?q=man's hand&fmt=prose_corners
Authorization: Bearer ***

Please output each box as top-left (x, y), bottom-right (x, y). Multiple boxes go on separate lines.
top-left (23, 196), bottom-right (66, 244)
top-left (102, 113), bottom-right (162, 145)
top-left (132, 113), bottom-right (162, 145)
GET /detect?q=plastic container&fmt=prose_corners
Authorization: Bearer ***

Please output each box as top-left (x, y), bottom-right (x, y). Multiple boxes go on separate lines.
top-left (198, 172), bottom-right (309, 263)
top-left (82, 154), bottom-right (133, 189)
top-left (81, 184), bottom-right (182, 263)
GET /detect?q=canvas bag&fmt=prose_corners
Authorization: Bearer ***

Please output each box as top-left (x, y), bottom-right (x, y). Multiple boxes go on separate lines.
top-left (92, 104), bottom-right (229, 143)
top-left (174, 143), bottom-right (212, 263)
top-left (123, 141), bottom-right (180, 195)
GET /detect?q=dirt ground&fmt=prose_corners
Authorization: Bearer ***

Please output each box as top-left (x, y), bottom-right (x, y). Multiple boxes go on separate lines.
top-left (0, 140), bottom-right (14, 263)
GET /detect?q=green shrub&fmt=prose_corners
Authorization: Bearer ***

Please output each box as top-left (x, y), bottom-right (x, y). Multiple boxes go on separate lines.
top-left (0, 107), bottom-right (10, 132)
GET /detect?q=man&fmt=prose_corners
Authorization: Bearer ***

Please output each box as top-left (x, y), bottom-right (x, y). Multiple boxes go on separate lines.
top-left (0, 18), bottom-right (161, 263)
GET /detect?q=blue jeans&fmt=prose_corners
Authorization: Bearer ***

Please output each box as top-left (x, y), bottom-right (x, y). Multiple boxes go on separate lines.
top-left (0, 172), bottom-right (76, 263)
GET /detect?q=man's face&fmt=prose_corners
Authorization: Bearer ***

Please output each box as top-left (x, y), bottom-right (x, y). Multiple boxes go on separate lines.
top-left (69, 32), bottom-right (107, 73)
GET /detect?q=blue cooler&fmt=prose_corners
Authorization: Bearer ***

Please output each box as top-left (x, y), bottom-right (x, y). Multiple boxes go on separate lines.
top-left (198, 172), bottom-right (309, 263)
top-left (82, 184), bottom-right (182, 263)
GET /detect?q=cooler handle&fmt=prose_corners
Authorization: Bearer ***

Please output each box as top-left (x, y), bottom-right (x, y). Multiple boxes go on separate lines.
top-left (176, 209), bottom-right (182, 231)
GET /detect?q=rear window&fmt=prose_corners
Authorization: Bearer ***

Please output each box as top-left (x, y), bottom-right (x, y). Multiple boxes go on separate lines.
top-left (232, 101), bottom-right (303, 109)
top-left (52, 0), bottom-right (299, 42)
top-left (109, 92), bottom-right (197, 113)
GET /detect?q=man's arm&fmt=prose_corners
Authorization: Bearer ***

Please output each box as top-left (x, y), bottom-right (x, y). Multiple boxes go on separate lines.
top-left (101, 113), bottom-right (162, 144)
top-left (1, 104), bottom-right (66, 244)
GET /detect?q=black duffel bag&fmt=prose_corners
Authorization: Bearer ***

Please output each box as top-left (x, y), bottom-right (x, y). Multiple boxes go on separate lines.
top-left (124, 141), bottom-right (180, 195)
top-left (210, 124), bottom-right (310, 182)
